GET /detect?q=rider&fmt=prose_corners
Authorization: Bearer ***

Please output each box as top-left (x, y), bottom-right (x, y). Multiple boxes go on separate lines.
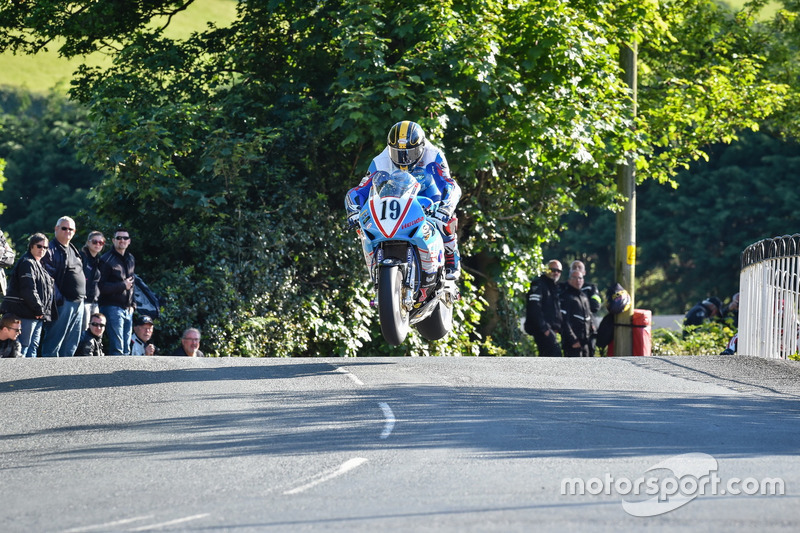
top-left (345, 120), bottom-right (462, 280)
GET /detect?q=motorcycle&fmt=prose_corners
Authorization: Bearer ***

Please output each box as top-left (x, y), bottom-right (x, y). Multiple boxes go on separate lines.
top-left (354, 170), bottom-right (459, 345)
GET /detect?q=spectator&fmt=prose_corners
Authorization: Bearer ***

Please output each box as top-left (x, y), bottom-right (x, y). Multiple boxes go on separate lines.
top-left (0, 313), bottom-right (23, 358)
top-left (683, 297), bottom-right (722, 336)
top-left (131, 314), bottom-right (156, 356)
top-left (80, 231), bottom-right (105, 331)
top-left (171, 328), bottom-right (204, 357)
top-left (99, 228), bottom-right (136, 355)
top-left (0, 233), bottom-right (58, 357)
top-left (40, 216), bottom-right (86, 357)
top-left (524, 259), bottom-right (563, 357)
top-left (565, 260), bottom-right (602, 355)
top-left (722, 292), bottom-right (740, 327)
top-left (0, 228), bottom-right (16, 296)
top-left (560, 269), bottom-right (595, 357)
top-left (75, 312), bottom-right (105, 357)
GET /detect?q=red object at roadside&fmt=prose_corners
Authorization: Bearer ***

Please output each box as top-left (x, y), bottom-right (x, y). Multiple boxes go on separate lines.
top-left (606, 309), bottom-right (652, 357)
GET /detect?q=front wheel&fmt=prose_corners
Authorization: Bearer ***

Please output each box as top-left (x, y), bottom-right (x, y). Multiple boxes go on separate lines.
top-left (416, 300), bottom-right (453, 341)
top-left (378, 265), bottom-right (410, 345)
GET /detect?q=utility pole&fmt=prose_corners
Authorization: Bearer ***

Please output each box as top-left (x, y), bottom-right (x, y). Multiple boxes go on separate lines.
top-left (614, 42), bottom-right (637, 356)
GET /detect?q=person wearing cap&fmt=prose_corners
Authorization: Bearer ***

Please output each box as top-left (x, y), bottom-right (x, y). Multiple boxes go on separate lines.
top-left (131, 314), bottom-right (156, 356)
top-left (524, 259), bottom-right (564, 357)
top-left (683, 296), bottom-right (722, 336)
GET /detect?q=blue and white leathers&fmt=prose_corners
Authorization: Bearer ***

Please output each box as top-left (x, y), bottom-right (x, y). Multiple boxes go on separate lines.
top-left (345, 143), bottom-right (461, 263)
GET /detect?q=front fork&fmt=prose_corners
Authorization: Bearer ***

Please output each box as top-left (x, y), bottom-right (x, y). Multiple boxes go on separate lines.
top-left (371, 246), bottom-right (418, 311)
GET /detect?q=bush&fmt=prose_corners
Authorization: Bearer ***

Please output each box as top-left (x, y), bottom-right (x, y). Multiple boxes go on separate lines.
top-left (651, 320), bottom-right (737, 356)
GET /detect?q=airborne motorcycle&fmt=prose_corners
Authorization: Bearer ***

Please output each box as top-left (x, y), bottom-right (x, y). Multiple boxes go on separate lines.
top-left (353, 170), bottom-right (459, 345)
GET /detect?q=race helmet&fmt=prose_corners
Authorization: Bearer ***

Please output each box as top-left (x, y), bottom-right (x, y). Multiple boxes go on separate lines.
top-left (387, 121), bottom-right (426, 169)
top-left (607, 283), bottom-right (632, 315)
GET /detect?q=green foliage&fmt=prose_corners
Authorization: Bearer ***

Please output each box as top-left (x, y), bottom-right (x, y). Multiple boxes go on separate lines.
top-left (0, 0), bottom-right (794, 355)
top-left (545, 131), bottom-right (800, 313)
top-left (0, 87), bottom-right (103, 247)
top-left (651, 320), bottom-right (737, 355)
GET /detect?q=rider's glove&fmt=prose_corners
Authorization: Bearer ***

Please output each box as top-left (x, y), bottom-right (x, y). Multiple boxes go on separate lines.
top-left (347, 211), bottom-right (360, 228)
top-left (435, 205), bottom-right (452, 223)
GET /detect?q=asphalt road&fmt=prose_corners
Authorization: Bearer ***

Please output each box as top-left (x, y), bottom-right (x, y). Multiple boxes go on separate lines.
top-left (1, 355), bottom-right (799, 532)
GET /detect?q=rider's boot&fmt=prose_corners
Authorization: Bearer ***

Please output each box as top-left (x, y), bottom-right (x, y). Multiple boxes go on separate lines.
top-left (415, 271), bottom-right (438, 307)
top-left (445, 247), bottom-right (461, 280)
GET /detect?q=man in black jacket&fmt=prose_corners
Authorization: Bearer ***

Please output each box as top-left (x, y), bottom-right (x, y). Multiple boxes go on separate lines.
top-left (524, 259), bottom-right (563, 357)
top-left (75, 312), bottom-right (105, 357)
top-left (99, 228), bottom-right (136, 355)
top-left (560, 269), bottom-right (595, 357)
top-left (41, 216), bottom-right (86, 357)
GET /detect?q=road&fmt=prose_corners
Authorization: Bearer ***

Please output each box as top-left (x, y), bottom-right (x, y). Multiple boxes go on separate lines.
top-left (1, 355), bottom-right (799, 532)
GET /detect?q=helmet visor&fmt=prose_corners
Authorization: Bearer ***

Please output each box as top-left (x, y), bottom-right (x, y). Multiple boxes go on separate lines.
top-left (389, 144), bottom-right (424, 167)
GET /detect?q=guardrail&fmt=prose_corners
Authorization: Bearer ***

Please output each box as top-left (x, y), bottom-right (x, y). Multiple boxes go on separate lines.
top-left (739, 234), bottom-right (800, 359)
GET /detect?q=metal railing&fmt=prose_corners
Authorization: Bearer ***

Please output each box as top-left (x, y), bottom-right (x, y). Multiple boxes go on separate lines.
top-left (739, 234), bottom-right (800, 359)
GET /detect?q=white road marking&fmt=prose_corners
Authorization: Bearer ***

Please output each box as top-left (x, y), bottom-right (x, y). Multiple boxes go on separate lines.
top-left (62, 516), bottom-right (154, 532)
top-left (126, 514), bottom-right (210, 531)
top-left (284, 458), bottom-right (368, 495)
top-left (335, 366), bottom-right (364, 386)
top-left (378, 402), bottom-right (395, 439)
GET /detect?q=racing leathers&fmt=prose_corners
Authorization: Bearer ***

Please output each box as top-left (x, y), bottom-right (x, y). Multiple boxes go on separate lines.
top-left (345, 143), bottom-right (461, 278)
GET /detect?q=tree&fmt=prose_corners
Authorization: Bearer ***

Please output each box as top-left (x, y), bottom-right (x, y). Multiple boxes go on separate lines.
top-left (0, 88), bottom-right (103, 247)
top-left (546, 131), bottom-right (800, 314)
top-left (0, 0), bottom-right (790, 355)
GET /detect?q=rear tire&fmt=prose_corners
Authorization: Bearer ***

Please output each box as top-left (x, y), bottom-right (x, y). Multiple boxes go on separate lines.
top-left (416, 300), bottom-right (453, 341)
top-left (378, 266), bottom-right (410, 345)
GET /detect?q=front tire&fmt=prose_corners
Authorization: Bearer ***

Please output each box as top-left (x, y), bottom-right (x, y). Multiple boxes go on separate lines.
top-left (416, 300), bottom-right (453, 341)
top-left (378, 266), bottom-right (410, 345)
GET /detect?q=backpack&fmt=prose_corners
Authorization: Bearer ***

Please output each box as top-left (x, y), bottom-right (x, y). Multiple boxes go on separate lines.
top-left (0, 232), bottom-right (16, 296)
top-left (133, 275), bottom-right (162, 319)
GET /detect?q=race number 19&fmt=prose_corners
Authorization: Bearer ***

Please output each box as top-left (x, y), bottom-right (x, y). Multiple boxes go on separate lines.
top-left (381, 200), bottom-right (401, 221)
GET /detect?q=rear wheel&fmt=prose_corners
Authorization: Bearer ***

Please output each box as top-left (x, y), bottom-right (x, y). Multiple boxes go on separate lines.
top-left (378, 266), bottom-right (410, 345)
top-left (416, 300), bottom-right (453, 341)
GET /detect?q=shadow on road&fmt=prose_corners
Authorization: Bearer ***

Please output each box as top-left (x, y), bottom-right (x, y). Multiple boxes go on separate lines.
top-left (2, 358), bottom-right (800, 462)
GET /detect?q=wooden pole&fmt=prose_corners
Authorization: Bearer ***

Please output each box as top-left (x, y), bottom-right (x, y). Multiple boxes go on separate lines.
top-left (614, 42), bottom-right (637, 356)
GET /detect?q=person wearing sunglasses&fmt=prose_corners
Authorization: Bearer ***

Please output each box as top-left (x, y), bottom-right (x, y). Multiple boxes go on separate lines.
top-left (80, 231), bottom-right (106, 332)
top-left (170, 328), bottom-right (204, 357)
top-left (41, 216), bottom-right (87, 357)
top-left (98, 228), bottom-right (136, 355)
top-left (523, 259), bottom-right (564, 357)
top-left (75, 312), bottom-right (106, 357)
top-left (0, 233), bottom-right (58, 357)
top-left (0, 313), bottom-right (23, 358)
